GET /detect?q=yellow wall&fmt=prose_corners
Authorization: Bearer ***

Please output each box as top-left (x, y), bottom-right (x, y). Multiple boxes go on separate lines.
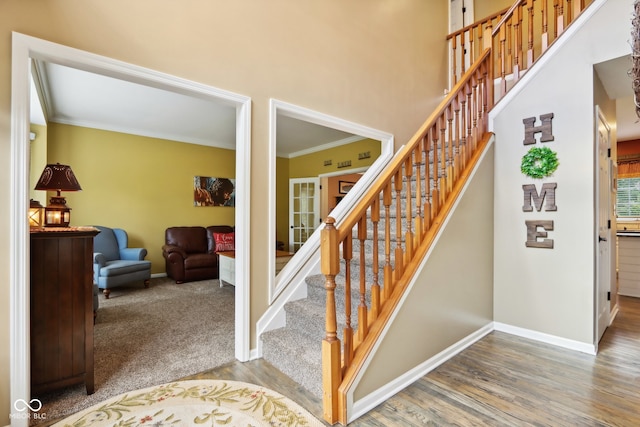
top-left (289, 138), bottom-right (381, 178)
top-left (43, 123), bottom-right (236, 274)
top-left (0, 1), bottom-right (449, 421)
top-left (275, 156), bottom-right (290, 250)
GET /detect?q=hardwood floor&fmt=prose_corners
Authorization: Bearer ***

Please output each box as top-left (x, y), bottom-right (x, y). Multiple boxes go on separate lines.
top-left (192, 296), bottom-right (640, 426)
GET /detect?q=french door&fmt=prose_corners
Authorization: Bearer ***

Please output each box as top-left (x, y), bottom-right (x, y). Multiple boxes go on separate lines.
top-left (289, 177), bottom-right (320, 252)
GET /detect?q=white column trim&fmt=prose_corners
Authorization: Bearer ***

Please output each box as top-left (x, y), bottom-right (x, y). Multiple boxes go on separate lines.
top-left (9, 34), bottom-right (252, 424)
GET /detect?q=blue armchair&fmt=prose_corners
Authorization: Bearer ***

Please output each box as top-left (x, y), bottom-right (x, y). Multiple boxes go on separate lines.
top-left (93, 226), bottom-right (151, 299)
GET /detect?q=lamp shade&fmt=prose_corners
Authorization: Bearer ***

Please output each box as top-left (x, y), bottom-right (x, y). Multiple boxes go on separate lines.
top-left (34, 163), bottom-right (82, 227)
top-left (34, 163), bottom-right (82, 193)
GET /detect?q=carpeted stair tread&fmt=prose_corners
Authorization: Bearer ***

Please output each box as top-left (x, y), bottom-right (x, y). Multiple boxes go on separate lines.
top-left (260, 327), bottom-right (323, 398)
top-left (285, 298), bottom-right (360, 340)
top-left (284, 299), bottom-right (327, 338)
top-left (306, 274), bottom-right (373, 307)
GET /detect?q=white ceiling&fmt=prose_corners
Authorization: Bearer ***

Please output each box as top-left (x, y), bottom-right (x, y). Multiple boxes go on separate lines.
top-left (30, 56), bottom-right (640, 154)
top-left (594, 55), bottom-right (640, 142)
top-left (30, 60), bottom-right (358, 157)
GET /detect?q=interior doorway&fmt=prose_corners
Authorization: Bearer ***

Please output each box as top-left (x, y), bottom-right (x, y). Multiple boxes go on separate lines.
top-left (448, 0), bottom-right (475, 87)
top-left (595, 106), bottom-right (612, 345)
top-left (449, 0), bottom-right (474, 33)
top-left (320, 170), bottom-right (366, 220)
top-left (10, 33), bottom-right (252, 417)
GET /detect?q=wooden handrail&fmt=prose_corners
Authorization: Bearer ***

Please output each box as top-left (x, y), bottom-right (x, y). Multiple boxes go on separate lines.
top-left (321, 0), bottom-right (593, 424)
top-left (446, 5), bottom-right (511, 41)
top-left (492, 0), bottom-right (525, 37)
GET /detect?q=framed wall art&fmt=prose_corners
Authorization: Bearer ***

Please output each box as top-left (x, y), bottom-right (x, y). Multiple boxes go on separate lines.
top-left (339, 180), bottom-right (355, 194)
top-left (194, 176), bottom-right (236, 207)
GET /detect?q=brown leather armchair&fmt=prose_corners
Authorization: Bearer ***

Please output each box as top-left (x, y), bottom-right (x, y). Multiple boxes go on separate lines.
top-left (162, 225), bottom-right (234, 283)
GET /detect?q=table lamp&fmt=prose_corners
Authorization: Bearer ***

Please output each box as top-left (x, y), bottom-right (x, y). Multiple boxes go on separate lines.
top-left (34, 163), bottom-right (82, 227)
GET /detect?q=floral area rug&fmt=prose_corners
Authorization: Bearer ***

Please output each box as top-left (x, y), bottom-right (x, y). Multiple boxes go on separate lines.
top-left (53, 380), bottom-right (325, 427)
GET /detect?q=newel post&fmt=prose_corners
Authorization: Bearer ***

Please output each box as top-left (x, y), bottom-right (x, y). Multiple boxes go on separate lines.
top-left (321, 217), bottom-right (342, 424)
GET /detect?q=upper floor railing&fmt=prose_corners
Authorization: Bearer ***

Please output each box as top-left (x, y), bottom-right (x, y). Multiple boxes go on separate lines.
top-left (448, 0), bottom-right (592, 97)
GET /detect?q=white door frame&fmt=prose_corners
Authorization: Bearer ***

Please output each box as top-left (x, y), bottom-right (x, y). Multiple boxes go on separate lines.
top-left (449, 0), bottom-right (474, 33)
top-left (595, 105), bottom-right (612, 348)
top-left (10, 32), bottom-right (252, 423)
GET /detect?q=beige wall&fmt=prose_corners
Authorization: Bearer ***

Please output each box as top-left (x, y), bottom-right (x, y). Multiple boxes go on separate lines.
top-left (0, 0), bottom-right (449, 422)
top-left (354, 141), bottom-right (495, 400)
top-left (492, 0), bottom-right (631, 346)
top-left (473, 0), bottom-right (513, 21)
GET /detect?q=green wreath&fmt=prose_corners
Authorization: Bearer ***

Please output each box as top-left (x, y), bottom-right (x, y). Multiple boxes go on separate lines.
top-left (521, 146), bottom-right (559, 179)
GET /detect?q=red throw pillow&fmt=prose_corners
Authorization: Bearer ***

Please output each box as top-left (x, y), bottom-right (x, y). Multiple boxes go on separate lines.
top-left (214, 232), bottom-right (235, 252)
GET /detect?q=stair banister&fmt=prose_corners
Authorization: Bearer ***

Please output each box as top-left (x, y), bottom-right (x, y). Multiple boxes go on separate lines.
top-left (321, 48), bottom-right (493, 425)
top-left (492, 0), bottom-right (525, 37)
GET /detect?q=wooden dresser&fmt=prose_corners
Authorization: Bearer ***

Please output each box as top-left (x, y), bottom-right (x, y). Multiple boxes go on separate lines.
top-left (30, 228), bottom-right (99, 395)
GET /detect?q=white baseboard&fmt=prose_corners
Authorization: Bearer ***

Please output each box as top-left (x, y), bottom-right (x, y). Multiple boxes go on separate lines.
top-left (349, 323), bottom-right (493, 423)
top-left (349, 320), bottom-right (598, 423)
top-left (249, 348), bottom-right (261, 361)
top-left (493, 322), bottom-right (596, 355)
top-left (151, 273), bottom-right (168, 279)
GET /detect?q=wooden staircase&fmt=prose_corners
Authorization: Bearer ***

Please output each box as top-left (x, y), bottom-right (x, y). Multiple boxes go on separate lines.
top-left (318, 0), bottom-right (594, 424)
top-left (253, 1), bottom-right (598, 425)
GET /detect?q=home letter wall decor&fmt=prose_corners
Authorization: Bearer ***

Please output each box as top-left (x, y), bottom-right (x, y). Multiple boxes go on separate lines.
top-left (525, 220), bottom-right (554, 248)
top-left (523, 113), bottom-right (554, 145)
top-left (521, 112), bottom-right (557, 249)
top-left (522, 183), bottom-right (557, 212)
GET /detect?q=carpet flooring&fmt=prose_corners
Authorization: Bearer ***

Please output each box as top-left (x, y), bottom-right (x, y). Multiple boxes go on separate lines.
top-left (32, 277), bottom-right (236, 425)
